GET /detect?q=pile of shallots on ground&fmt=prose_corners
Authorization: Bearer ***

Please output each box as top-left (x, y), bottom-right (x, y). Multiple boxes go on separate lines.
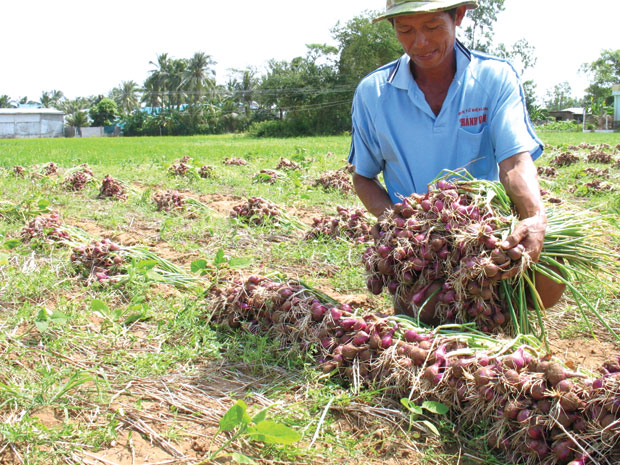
top-left (214, 275), bottom-right (619, 465)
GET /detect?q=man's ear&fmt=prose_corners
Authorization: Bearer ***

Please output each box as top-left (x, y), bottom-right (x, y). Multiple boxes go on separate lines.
top-left (455, 5), bottom-right (467, 26)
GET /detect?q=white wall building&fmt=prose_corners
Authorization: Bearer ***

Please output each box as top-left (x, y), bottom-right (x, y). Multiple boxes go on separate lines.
top-left (613, 84), bottom-right (620, 130)
top-left (0, 108), bottom-right (65, 139)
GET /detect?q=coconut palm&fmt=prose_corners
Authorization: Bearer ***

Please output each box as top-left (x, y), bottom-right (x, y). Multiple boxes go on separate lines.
top-left (144, 53), bottom-right (170, 108)
top-left (66, 111), bottom-right (89, 137)
top-left (228, 68), bottom-right (258, 117)
top-left (40, 90), bottom-right (65, 109)
top-left (0, 94), bottom-right (14, 108)
top-left (181, 52), bottom-right (216, 104)
top-left (110, 81), bottom-right (140, 115)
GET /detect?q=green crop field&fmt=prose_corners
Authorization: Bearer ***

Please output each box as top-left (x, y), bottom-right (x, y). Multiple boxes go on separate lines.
top-left (0, 132), bottom-right (618, 465)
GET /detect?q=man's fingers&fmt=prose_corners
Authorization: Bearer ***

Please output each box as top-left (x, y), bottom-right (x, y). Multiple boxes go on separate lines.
top-left (501, 225), bottom-right (527, 250)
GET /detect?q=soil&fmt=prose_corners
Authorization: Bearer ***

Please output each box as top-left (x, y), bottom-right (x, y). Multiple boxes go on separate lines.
top-left (548, 337), bottom-right (618, 372)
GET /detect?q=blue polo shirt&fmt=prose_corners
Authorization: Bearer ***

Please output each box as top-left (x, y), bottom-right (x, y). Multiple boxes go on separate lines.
top-left (348, 41), bottom-right (543, 202)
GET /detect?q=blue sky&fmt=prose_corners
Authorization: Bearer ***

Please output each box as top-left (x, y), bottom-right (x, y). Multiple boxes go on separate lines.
top-left (2, 0), bottom-right (617, 103)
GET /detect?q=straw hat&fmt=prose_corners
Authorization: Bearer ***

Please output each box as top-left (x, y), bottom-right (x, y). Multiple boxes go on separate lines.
top-left (373, 0), bottom-right (478, 23)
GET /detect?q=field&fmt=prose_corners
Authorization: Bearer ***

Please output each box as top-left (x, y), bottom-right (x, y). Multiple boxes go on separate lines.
top-left (0, 131), bottom-right (619, 465)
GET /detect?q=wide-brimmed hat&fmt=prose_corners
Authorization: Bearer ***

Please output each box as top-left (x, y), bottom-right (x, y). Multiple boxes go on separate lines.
top-left (373, 0), bottom-right (478, 23)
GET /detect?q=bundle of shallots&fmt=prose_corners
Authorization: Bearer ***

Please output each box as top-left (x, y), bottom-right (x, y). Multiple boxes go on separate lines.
top-left (21, 213), bottom-right (70, 243)
top-left (98, 175), bottom-right (127, 201)
top-left (305, 206), bottom-right (373, 243)
top-left (213, 275), bottom-right (620, 465)
top-left (70, 238), bottom-right (124, 283)
top-left (363, 174), bottom-right (620, 339)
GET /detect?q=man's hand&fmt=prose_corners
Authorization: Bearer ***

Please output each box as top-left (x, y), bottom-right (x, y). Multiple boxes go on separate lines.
top-left (501, 214), bottom-right (547, 263)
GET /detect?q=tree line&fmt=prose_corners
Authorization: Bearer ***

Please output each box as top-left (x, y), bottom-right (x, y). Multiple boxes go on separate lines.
top-left (1, 1), bottom-right (618, 137)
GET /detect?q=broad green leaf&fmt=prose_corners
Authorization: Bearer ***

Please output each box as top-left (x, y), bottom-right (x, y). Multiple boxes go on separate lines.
top-left (136, 259), bottom-right (157, 271)
top-left (191, 259), bottom-right (207, 273)
top-left (245, 420), bottom-right (301, 445)
top-left (91, 300), bottom-right (110, 316)
top-left (421, 420), bottom-right (440, 436)
top-left (401, 398), bottom-right (423, 415)
top-left (219, 400), bottom-right (250, 431)
top-left (421, 401), bottom-right (449, 415)
top-left (35, 320), bottom-right (49, 333)
top-left (37, 199), bottom-right (51, 209)
top-left (230, 452), bottom-right (257, 464)
top-left (50, 310), bottom-right (68, 325)
top-left (251, 407), bottom-right (270, 424)
top-left (124, 313), bottom-right (149, 325)
top-left (0, 253), bottom-right (8, 265)
top-left (3, 239), bottom-right (21, 249)
top-left (228, 257), bottom-right (252, 268)
top-left (146, 269), bottom-right (162, 280)
top-left (213, 248), bottom-right (227, 267)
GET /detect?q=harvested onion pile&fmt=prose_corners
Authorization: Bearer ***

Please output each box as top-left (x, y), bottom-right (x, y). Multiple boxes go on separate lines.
top-left (305, 206), bottom-right (373, 243)
top-left (314, 166), bottom-right (354, 193)
top-left (551, 153), bottom-right (580, 167)
top-left (276, 157), bottom-right (300, 170)
top-left (223, 157), bottom-right (247, 166)
top-left (586, 151), bottom-right (614, 164)
top-left (537, 166), bottom-right (557, 178)
top-left (364, 178), bottom-right (527, 332)
top-left (198, 165), bottom-right (215, 178)
top-left (64, 165), bottom-right (94, 191)
top-left (70, 238), bottom-right (124, 283)
top-left (230, 197), bottom-right (285, 226)
top-left (98, 175), bottom-right (127, 201)
top-left (252, 169), bottom-right (282, 184)
top-left (43, 162), bottom-right (58, 176)
top-left (214, 275), bottom-right (620, 465)
top-left (21, 213), bottom-right (69, 243)
top-left (153, 190), bottom-right (185, 211)
top-left (169, 162), bottom-right (192, 176)
top-left (12, 165), bottom-right (25, 177)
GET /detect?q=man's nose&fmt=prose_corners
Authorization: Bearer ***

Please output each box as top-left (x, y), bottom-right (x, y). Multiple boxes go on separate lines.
top-left (412, 31), bottom-right (429, 49)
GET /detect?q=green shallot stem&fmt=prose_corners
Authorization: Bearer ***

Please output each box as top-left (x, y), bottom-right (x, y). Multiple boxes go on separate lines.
top-left (522, 272), bottom-right (549, 351)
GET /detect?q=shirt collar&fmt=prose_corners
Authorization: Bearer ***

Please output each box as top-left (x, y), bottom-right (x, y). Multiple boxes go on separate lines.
top-left (389, 40), bottom-right (472, 91)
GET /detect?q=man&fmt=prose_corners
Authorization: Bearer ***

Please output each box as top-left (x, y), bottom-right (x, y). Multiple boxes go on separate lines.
top-left (348, 0), bottom-right (564, 314)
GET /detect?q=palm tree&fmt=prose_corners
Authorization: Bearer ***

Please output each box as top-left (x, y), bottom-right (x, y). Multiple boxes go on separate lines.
top-left (66, 111), bottom-right (89, 137)
top-left (110, 81), bottom-right (140, 115)
top-left (228, 68), bottom-right (258, 117)
top-left (0, 94), bottom-right (13, 108)
top-left (40, 92), bottom-right (53, 108)
top-left (147, 53), bottom-right (172, 109)
top-left (181, 52), bottom-right (216, 104)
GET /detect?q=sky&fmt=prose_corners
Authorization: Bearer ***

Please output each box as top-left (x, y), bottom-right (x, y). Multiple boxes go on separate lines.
top-left (2, 0), bottom-right (618, 104)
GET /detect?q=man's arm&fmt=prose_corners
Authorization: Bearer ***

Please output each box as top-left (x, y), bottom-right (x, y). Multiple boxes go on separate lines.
top-left (352, 173), bottom-right (394, 218)
top-left (498, 152), bottom-right (546, 262)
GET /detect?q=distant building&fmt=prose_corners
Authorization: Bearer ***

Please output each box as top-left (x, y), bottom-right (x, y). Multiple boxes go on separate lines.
top-left (548, 107), bottom-right (585, 123)
top-left (0, 108), bottom-right (64, 139)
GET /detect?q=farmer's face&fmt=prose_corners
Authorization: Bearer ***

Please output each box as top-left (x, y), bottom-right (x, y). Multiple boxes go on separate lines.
top-left (393, 7), bottom-right (465, 73)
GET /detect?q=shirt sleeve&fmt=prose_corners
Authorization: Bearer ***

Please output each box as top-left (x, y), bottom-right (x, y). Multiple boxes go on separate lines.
top-left (348, 87), bottom-right (384, 179)
top-left (489, 64), bottom-right (543, 164)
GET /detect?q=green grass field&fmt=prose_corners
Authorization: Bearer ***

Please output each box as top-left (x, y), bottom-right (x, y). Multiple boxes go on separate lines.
top-left (0, 132), bottom-right (618, 465)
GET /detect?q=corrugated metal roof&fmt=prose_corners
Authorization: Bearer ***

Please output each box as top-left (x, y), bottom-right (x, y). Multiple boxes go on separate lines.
top-left (0, 108), bottom-right (64, 115)
top-left (561, 107), bottom-right (585, 114)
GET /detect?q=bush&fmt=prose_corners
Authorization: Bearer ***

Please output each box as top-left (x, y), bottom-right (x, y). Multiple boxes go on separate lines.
top-left (535, 120), bottom-right (582, 132)
top-left (89, 98), bottom-right (119, 127)
top-left (248, 119), bottom-right (312, 138)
